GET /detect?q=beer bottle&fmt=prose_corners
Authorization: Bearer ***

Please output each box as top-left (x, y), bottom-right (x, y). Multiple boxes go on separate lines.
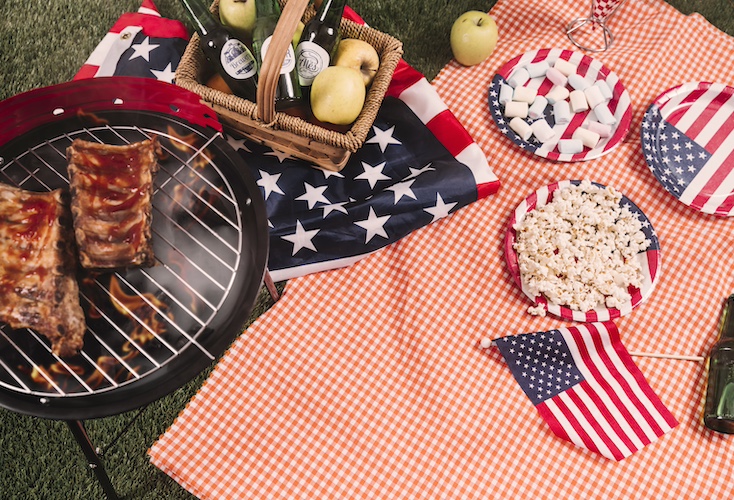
top-left (179, 0), bottom-right (258, 101)
top-left (703, 294), bottom-right (734, 433)
top-left (295, 0), bottom-right (347, 98)
top-left (252, 0), bottom-right (302, 109)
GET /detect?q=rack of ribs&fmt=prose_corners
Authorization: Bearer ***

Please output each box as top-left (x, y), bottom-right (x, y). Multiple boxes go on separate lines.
top-left (0, 184), bottom-right (86, 357)
top-left (66, 138), bottom-right (160, 270)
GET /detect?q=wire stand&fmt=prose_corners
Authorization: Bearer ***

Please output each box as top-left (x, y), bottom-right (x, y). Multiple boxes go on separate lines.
top-left (565, 0), bottom-right (626, 53)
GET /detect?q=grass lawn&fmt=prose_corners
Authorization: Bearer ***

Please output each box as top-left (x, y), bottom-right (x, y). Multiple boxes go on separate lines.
top-left (0, 0), bottom-right (733, 498)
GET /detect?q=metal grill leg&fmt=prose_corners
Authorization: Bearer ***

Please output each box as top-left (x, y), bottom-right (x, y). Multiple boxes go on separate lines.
top-left (263, 268), bottom-right (280, 302)
top-left (66, 420), bottom-right (119, 500)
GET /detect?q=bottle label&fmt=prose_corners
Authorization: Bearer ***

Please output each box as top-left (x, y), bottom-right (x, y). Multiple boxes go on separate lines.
top-left (260, 36), bottom-right (297, 75)
top-left (295, 41), bottom-right (330, 86)
top-left (220, 39), bottom-right (257, 80)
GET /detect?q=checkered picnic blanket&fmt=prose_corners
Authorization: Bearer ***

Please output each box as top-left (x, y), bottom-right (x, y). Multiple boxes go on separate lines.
top-left (149, 0), bottom-right (734, 497)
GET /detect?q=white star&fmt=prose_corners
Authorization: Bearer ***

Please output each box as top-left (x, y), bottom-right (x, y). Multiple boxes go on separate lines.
top-left (281, 220), bottom-right (319, 255)
top-left (365, 125), bottom-right (401, 152)
top-left (226, 135), bottom-right (251, 152)
top-left (424, 193), bottom-right (457, 222)
top-left (386, 179), bottom-right (417, 204)
top-left (150, 62), bottom-right (176, 83)
top-left (295, 182), bottom-right (330, 209)
top-left (406, 163), bottom-right (436, 179)
top-left (257, 170), bottom-right (284, 200)
top-left (128, 37), bottom-right (159, 62)
top-left (265, 148), bottom-right (291, 163)
top-left (318, 167), bottom-right (344, 180)
top-left (354, 207), bottom-right (390, 243)
top-left (355, 161), bottom-right (390, 188)
top-left (322, 201), bottom-right (348, 218)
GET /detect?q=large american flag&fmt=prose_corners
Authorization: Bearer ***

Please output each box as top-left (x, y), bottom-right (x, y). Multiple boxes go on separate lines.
top-left (74, 1), bottom-right (499, 281)
top-left (642, 82), bottom-right (734, 216)
top-left (494, 321), bottom-right (677, 460)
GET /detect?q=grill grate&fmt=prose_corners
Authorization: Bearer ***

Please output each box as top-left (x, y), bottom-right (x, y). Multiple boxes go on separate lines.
top-left (0, 118), bottom-right (260, 409)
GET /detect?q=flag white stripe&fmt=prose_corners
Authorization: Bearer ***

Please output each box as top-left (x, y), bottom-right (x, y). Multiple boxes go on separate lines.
top-left (560, 326), bottom-right (659, 443)
top-left (575, 383), bottom-right (635, 458)
top-left (557, 391), bottom-right (616, 460)
top-left (398, 78), bottom-right (448, 124)
top-left (543, 398), bottom-right (587, 451)
top-left (595, 323), bottom-right (676, 434)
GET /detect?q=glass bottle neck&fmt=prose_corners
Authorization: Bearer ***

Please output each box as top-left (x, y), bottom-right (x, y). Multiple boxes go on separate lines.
top-left (316, 0), bottom-right (348, 23)
top-left (718, 295), bottom-right (734, 340)
top-left (179, 0), bottom-right (217, 36)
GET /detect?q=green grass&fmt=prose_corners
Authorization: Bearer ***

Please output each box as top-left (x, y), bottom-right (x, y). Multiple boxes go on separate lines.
top-left (1, 0), bottom-right (733, 498)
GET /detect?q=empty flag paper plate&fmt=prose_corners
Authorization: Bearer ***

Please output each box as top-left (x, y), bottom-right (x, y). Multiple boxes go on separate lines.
top-left (488, 48), bottom-right (632, 162)
top-left (642, 81), bottom-right (734, 217)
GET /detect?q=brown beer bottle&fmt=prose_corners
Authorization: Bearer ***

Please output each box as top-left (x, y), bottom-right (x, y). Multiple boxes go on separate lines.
top-left (703, 294), bottom-right (734, 433)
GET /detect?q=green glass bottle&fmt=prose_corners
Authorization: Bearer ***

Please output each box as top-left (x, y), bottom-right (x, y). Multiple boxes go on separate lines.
top-left (179, 0), bottom-right (258, 101)
top-left (252, 0), bottom-right (302, 109)
top-left (295, 0), bottom-right (347, 98)
top-left (703, 294), bottom-right (734, 433)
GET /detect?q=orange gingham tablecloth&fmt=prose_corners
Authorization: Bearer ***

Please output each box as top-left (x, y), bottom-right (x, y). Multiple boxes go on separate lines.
top-left (150, 0), bottom-right (734, 497)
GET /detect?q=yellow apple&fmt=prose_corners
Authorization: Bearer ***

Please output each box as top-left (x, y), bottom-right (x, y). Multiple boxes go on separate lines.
top-left (219, 0), bottom-right (257, 40)
top-left (450, 11), bottom-right (499, 66)
top-left (310, 66), bottom-right (366, 125)
top-left (333, 39), bottom-right (380, 86)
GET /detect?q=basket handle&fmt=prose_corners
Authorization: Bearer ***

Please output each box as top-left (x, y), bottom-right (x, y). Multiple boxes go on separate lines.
top-left (256, 0), bottom-right (310, 123)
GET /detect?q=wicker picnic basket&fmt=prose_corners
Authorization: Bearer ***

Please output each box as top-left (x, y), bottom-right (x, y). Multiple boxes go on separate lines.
top-left (175, 0), bottom-right (403, 171)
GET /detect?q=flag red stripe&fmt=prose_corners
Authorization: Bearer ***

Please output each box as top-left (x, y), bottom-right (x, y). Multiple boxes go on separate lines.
top-left (536, 401), bottom-right (573, 443)
top-left (700, 97), bottom-right (734, 152)
top-left (552, 394), bottom-right (602, 456)
top-left (577, 379), bottom-right (639, 455)
top-left (566, 325), bottom-right (651, 444)
top-left (673, 91), bottom-right (731, 141)
top-left (109, 13), bottom-right (189, 39)
top-left (385, 60), bottom-right (425, 100)
top-left (426, 110), bottom-right (474, 157)
top-left (75, 65), bottom-right (100, 80)
top-left (585, 323), bottom-right (666, 437)
top-left (476, 180), bottom-right (501, 199)
top-left (605, 325), bottom-right (679, 429)
top-left (665, 87), bottom-right (709, 126)
top-left (566, 387), bottom-right (625, 460)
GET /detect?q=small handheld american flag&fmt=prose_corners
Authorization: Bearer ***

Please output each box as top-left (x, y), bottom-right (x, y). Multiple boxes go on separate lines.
top-left (492, 321), bottom-right (678, 460)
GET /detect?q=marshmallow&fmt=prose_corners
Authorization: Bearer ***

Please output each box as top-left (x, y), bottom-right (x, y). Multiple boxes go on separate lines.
top-left (594, 102), bottom-right (617, 125)
top-left (545, 85), bottom-right (570, 104)
top-left (553, 58), bottom-right (577, 77)
top-left (504, 101), bottom-right (529, 119)
top-left (568, 74), bottom-right (591, 91)
top-left (545, 67), bottom-right (567, 87)
top-left (569, 89), bottom-right (589, 113)
top-left (594, 80), bottom-right (613, 101)
top-left (584, 120), bottom-right (612, 138)
top-left (526, 61), bottom-right (550, 78)
top-left (513, 86), bottom-right (538, 104)
top-left (499, 83), bottom-right (514, 106)
top-left (584, 85), bottom-right (606, 109)
top-left (553, 100), bottom-right (572, 124)
top-left (528, 96), bottom-right (548, 120)
top-left (509, 117), bottom-right (533, 141)
top-left (558, 139), bottom-right (584, 154)
top-left (572, 127), bottom-right (601, 149)
top-left (530, 119), bottom-right (556, 143)
top-left (508, 67), bottom-right (530, 88)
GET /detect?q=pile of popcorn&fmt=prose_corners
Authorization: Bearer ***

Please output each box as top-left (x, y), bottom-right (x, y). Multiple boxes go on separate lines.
top-left (500, 57), bottom-right (617, 154)
top-left (513, 181), bottom-right (651, 314)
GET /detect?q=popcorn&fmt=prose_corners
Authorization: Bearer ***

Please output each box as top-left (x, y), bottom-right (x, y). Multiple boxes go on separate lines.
top-left (513, 181), bottom-right (651, 313)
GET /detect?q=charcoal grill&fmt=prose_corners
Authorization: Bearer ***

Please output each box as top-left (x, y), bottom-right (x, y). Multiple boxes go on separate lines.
top-left (0, 77), bottom-right (270, 498)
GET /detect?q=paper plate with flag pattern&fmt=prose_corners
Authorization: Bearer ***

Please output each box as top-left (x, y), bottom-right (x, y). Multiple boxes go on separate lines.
top-left (488, 48), bottom-right (632, 162)
top-left (641, 81), bottom-right (734, 217)
top-left (504, 180), bottom-right (661, 322)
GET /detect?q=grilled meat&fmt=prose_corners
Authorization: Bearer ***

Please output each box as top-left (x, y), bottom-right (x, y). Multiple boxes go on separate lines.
top-left (0, 184), bottom-right (85, 357)
top-left (66, 138), bottom-right (160, 269)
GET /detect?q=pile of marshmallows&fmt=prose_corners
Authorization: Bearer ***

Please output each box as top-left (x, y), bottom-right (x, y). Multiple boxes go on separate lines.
top-left (500, 58), bottom-right (617, 155)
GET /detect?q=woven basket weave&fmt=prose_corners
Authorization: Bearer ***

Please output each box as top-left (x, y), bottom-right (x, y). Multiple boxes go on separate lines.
top-left (176, 0), bottom-right (403, 171)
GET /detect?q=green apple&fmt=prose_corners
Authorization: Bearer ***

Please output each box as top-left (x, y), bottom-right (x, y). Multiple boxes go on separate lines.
top-left (333, 39), bottom-right (380, 87)
top-left (310, 66), bottom-right (366, 125)
top-left (450, 11), bottom-right (499, 66)
top-left (293, 21), bottom-right (305, 48)
top-left (219, 0), bottom-right (257, 40)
